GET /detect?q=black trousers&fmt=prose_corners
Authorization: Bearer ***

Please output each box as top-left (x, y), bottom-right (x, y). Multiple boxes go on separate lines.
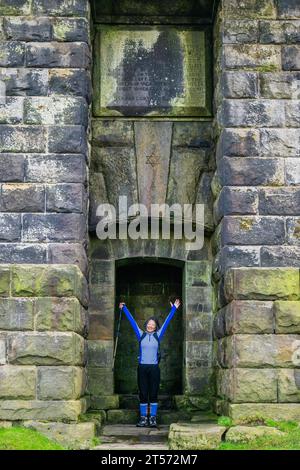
top-left (137, 364), bottom-right (160, 403)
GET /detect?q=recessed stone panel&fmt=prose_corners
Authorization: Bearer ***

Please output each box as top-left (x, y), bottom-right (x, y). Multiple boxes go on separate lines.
top-left (94, 26), bottom-right (211, 117)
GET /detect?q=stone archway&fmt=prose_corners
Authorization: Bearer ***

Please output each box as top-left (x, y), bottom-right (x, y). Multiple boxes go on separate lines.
top-left (114, 258), bottom-right (183, 396)
top-left (87, 235), bottom-right (214, 413)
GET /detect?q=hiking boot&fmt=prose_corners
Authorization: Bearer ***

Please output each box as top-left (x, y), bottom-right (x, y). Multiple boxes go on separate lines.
top-left (136, 416), bottom-right (148, 427)
top-left (149, 416), bottom-right (157, 428)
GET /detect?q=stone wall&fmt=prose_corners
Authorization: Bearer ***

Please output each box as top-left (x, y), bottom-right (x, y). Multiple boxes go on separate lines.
top-left (212, 0), bottom-right (300, 421)
top-left (0, 0), bottom-right (91, 422)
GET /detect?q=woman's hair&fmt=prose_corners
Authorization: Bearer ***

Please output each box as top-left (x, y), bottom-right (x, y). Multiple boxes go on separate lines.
top-left (144, 316), bottom-right (160, 331)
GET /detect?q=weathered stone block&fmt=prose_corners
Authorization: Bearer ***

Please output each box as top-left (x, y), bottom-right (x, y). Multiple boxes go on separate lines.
top-left (48, 243), bottom-right (88, 277)
top-left (277, 0), bottom-right (300, 19)
top-left (25, 154), bottom-right (86, 183)
top-left (87, 340), bottom-right (113, 368)
top-left (0, 298), bottom-right (34, 330)
top-left (0, 0), bottom-right (31, 15)
top-left (48, 126), bottom-right (88, 153)
top-left (217, 128), bottom-right (260, 157)
top-left (89, 395), bottom-right (119, 410)
top-left (261, 129), bottom-right (300, 157)
top-left (218, 246), bottom-right (260, 273)
top-left (223, 0), bottom-right (276, 19)
top-left (220, 99), bottom-right (284, 127)
top-left (259, 20), bottom-right (300, 44)
top-left (223, 300), bottom-right (274, 335)
top-left (3, 17), bottom-right (52, 41)
top-left (0, 244), bottom-right (47, 264)
top-left (0, 365), bottom-right (36, 399)
top-left (35, 297), bottom-right (87, 333)
top-left (46, 183), bottom-right (86, 213)
top-left (278, 369), bottom-right (300, 402)
top-left (228, 403), bottom-right (300, 422)
top-left (282, 46), bottom-right (300, 70)
top-left (217, 368), bottom-right (277, 402)
top-left (0, 68), bottom-right (48, 96)
top-left (223, 19), bottom-right (258, 44)
top-left (0, 399), bottom-right (85, 421)
top-left (0, 42), bottom-right (25, 67)
top-left (49, 69), bottom-right (91, 100)
top-left (87, 313), bottom-right (114, 341)
top-left (22, 213), bottom-right (86, 242)
top-left (24, 97), bottom-right (88, 126)
top-left (222, 216), bottom-right (285, 245)
top-left (222, 334), bottom-right (300, 368)
top-left (26, 42), bottom-right (90, 68)
top-left (32, 0), bottom-right (88, 17)
top-left (219, 157), bottom-right (284, 186)
top-left (0, 126), bottom-right (46, 153)
top-left (260, 72), bottom-right (300, 99)
top-left (0, 97), bottom-right (24, 124)
top-left (185, 261), bottom-right (211, 287)
top-left (169, 423), bottom-right (226, 450)
top-left (225, 425), bottom-right (284, 443)
top-left (274, 301), bottom-right (300, 333)
top-left (286, 101), bottom-right (300, 127)
top-left (0, 183), bottom-right (44, 212)
top-left (215, 188), bottom-right (258, 221)
top-left (52, 17), bottom-right (89, 42)
top-left (261, 246), bottom-right (300, 267)
top-left (0, 265), bottom-right (11, 296)
top-left (87, 367), bottom-right (114, 395)
top-left (11, 265), bottom-right (88, 305)
top-left (222, 71), bottom-right (258, 98)
top-left (185, 341), bottom-right (212, 368)
top-left (184, 367), bottom-right (213, 396)
top-left (0, 333), bottom-right (6, 365)
top-left (23, 420), bottom-right (95, 449)
top-left (7, 332), bottom-right (85, 366)
top-left (0, 154), bottom-right (24, 182)
top-left (224, 44), bottom-right (281, 70)
top-left (37, 366), bottom-right (84, 400)
top-left (0, 214), bottom-right (21, 242)
top-left (186, 313), bottom-right (212, 342)
top-left (286, 217), bottom-right (300, 245)
top-left (225, 267), bottom-right (300, 301)
top-left (286, 159), bottom-right (300, 185)
top-left (258, 188), bottom-right (300, 215)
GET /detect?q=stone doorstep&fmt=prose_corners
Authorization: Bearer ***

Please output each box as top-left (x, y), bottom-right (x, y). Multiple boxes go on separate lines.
top-left (168, 423), bottom-right (227, 450)
top-left (106, 409), bottom-right (195, 425)
top-left (21, 420), bottom-right (97, 450)
top-left (100, 424), bottom-right (169, 444)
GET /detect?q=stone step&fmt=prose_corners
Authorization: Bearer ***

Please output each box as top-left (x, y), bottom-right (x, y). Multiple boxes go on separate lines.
top-left (100, 424), bottom-right (169, 444)
top-left (94, 442), bottom-right (169, 450)
top-left (119, 394), bottom-right (175, 410)
top-left (96, 423), bottom-right (170, 450)
top-left (107, 409), bottom-right (193, 425)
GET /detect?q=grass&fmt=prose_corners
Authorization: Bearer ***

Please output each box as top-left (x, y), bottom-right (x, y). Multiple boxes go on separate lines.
top-left (0, 426), bottom-right (65, 450)
top-left (217, 416), bottom-right (300, 451)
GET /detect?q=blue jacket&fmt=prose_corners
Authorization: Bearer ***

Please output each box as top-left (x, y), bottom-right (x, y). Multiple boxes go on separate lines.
top-left (121, 304), bottom-right (177, 365)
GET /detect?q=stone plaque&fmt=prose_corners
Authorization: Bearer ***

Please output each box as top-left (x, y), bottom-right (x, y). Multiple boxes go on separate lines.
top-left (93, 26), bottom-right (212, 117)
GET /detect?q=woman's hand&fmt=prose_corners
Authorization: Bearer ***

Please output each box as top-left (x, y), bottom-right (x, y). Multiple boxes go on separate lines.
top-left (119, 302), bottom-right (125, 309)
top-left (170, 298), bottom-right (181, 309)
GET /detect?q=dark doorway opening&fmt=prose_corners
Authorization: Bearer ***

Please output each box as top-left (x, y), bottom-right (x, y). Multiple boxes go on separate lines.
top-left (114, 259), bottom-right (183, 401)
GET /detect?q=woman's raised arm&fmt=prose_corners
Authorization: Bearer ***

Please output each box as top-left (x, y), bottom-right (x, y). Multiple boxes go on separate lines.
top-left (157, 298), bottom-right (181, 340)
top-left (119, 302), bottom-right (142, 340)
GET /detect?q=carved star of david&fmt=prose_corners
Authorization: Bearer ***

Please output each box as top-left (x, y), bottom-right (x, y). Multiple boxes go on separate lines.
top-left (145, 152), bottom-right (160, 167)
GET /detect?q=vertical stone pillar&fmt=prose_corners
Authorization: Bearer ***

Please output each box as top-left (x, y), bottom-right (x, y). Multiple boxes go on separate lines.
top-left (212, 0), bottom-right (300, 421)
top-left (0, 0), bottom-right (91, 422)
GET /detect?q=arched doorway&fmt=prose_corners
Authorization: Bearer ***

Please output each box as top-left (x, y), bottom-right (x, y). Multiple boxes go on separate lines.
top-left (114, 259), bottom-right (183, 398)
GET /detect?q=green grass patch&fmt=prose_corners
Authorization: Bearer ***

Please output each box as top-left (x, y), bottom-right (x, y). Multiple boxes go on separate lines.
top-left (218, 418), bottom-right (300, 450)
top-left (0, 426), bottom-right (65, 450)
